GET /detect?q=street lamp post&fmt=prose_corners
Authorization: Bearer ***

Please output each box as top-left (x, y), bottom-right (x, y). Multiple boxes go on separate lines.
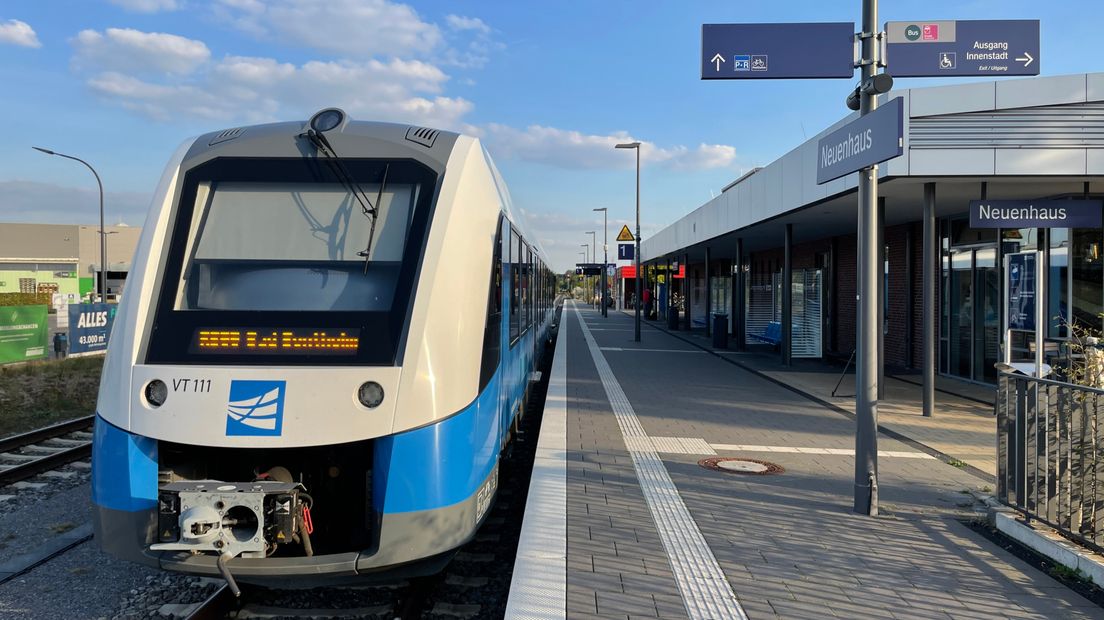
top-left (615, 141), bottom-right (642, 342)
top-left (581, 244), bottom-right (591, 304)
top-left (593, 208), bottom-right (608, 317)
top-left (34, 147), bottom-right (107, 303)
top-left (578, 251), bottom-right (587, 299)
top-left (586, 231), bottom-right (596, 307)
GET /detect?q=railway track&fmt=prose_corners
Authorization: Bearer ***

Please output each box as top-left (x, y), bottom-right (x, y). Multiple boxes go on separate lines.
top-left (0, 416), bottom-right (95, 487)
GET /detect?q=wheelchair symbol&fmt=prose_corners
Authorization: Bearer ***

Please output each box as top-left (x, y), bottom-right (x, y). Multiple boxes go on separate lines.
top-left (939, 52), bottom-right (956, 69)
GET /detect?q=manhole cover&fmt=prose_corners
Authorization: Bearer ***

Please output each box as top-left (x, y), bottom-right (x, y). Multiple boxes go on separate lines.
top-left (698, 457), bottom-right (784, 475)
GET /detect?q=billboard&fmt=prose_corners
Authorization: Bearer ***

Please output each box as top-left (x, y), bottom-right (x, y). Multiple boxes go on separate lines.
top-left (0, 305), bottom-right (48, 364)
top-left (68, 303), bottom-right (117, 355)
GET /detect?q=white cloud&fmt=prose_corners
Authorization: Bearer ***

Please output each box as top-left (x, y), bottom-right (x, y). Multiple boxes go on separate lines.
top-left (215, 0), bottom-right (441, 58)
top-left (483, 125), bottom-right (738, 171)
top-left (0, 19), bottom-right (41, 48)
top-left (83, 55), bottom-right (472, 128)
top-left (108, 0), bottom-right (180, 13)
top-left (73, 28), bottom-right (210, 75)
top-left (446, 15), bottom-right (491, 34)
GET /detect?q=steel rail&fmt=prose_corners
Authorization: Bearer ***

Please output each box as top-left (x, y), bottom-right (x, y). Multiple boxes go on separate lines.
top-left (0, 415), bottom-right (95, 453)
top-left (0, 443), bottom-right (93, 486)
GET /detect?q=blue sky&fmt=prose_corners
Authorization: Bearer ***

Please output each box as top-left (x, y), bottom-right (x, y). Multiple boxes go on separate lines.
top-left (0, 0), bottom-right (1099, 270)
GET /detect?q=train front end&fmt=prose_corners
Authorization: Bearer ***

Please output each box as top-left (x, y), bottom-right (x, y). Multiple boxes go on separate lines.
top-left (93, 111), bottom-right (507, 584)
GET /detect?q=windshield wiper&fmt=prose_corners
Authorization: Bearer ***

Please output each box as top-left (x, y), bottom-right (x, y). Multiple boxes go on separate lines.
top-left (301, 128), bottom-right (387, 272)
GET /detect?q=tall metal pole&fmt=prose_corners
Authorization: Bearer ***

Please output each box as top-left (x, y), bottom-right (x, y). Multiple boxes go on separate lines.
top-left (854, 0), bottom-right (880, 516)
top-left (634, 147), bottom-right (641, 342)
top-left (33, 147), bottom-right (106, 303)
top-left (595, 208), bottom-right (609, 317)
top-left (922, 183), bottom-right (936, 417)
top-left (587, 231), bottom-right (597, 307)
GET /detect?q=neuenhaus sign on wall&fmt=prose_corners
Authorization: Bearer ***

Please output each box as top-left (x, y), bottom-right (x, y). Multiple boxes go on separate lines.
top-left (969, 200), bottom-right (1103, 229)
top-left (816, 98), bottom-right (904, 184)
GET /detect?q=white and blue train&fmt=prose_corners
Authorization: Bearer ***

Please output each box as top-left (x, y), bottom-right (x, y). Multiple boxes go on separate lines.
top-left (92, 109), bottom-right (557, 586)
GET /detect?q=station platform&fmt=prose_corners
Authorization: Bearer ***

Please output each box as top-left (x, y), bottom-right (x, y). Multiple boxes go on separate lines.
top-left (635, 316), bottom-right (999, 480)
top-left (506, 302), bottom-right (1103, 620)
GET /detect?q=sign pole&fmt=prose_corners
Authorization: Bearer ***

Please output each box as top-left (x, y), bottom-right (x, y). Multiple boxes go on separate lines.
top-left (854, 0), bottom-right (880, 517)
top-left (635, 146), bottom-right (642, 342)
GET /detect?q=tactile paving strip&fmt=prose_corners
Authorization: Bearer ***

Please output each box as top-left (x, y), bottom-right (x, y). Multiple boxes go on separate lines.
top-left (574, 305), bottom-right (748, 620)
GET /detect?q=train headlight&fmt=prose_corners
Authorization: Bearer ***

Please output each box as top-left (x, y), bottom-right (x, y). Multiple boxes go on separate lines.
top-left (310, 108), bottom-right (345, 133)
top-left (357, 381), bottom-right (384, 409)
top-left (145, 380), bottom-right (168, 408)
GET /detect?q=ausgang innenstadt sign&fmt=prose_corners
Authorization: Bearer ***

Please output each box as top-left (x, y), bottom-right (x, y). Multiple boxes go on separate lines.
top-left (969, 199), bottom-right (1103, 229)
top-left (816, 97), bottom-right (903, 184)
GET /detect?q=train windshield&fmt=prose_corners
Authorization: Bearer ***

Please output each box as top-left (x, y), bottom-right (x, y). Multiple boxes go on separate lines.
top-left (176, 181), bottom-right (416, 311)
top-left (146, 157), bottom-right (438, 365)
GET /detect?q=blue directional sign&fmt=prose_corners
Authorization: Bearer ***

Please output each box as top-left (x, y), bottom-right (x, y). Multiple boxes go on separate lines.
top-left (970, 200), bottom-right (1103, 229)
top-left (816, 98), bottom-right (903, 184)
top-left (701, 23), bottom-right (855, 80)
top-left (886, 20), bottom-right (1039, 77)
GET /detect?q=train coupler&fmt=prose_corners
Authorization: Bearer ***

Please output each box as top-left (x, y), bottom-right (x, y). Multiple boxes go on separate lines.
top-left (150, 480), bottom-right (312, 559)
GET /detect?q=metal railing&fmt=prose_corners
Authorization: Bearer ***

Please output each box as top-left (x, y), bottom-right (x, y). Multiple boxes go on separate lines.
top-left (997, 371), bottom-right (1104, 553)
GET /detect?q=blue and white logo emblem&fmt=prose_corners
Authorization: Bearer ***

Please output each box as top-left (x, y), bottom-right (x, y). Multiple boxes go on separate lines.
top-left (226, 380), bottom-right (286, 436)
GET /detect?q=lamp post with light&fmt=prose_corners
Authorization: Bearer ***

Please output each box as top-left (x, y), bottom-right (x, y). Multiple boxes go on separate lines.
top-left (593, 208), bottom-right (608, 317)
top-left (586, 231), bottom-right (597, 306)
top-left (578, 251), bottom-right (587, 298)
top-left (581, 244), bottom-right (591, 303)
top-left (615, 141), bottom-right (641, 341)
top-left (33, 147), bottom-right (107, 303)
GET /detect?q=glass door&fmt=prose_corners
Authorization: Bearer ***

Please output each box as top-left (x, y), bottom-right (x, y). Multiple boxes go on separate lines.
top-left (974, 248), bottom-right (1000, 383)
top-left (949, 249), bottom-right (973, 378)
top-left (944, 246), bottom-right (1001, 383)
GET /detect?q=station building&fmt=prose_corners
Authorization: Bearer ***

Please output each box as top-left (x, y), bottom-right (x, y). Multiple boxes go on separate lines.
top-left (641, 72), bottom-right (1104, 387)
top-left (0, 222), bottom-right (142, 301)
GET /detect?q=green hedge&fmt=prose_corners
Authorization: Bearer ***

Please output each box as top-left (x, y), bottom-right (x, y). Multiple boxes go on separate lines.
top-left (0, 293), bottom-right (53, 307)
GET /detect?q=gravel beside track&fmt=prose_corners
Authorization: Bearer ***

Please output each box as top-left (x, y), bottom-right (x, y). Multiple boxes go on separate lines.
top-left (0, 481), bottom-right (204, 619)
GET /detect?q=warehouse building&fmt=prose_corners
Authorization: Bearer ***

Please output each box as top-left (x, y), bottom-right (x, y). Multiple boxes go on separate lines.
top-left (0, 222), bottom-right (142, 301)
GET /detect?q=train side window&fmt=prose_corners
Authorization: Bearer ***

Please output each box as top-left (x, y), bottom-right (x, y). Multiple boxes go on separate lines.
top-left (525, 246), bottom-right (532, 329)
top-left (510, 228), bottom-right (521, 343)
top-left (479, 217), bottom-right (504, 390)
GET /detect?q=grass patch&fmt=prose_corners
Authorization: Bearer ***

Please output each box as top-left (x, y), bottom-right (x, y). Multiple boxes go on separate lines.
top-left (946, 457), bottom-right (969, 469)
top-left (0, 356), bottom-right (103, 438)
top-left (1050, 564), bottom-right (1090, 582)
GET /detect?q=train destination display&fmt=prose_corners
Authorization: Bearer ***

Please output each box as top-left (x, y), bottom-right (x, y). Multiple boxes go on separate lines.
top-left (191, 328), bottom-right (360, 355)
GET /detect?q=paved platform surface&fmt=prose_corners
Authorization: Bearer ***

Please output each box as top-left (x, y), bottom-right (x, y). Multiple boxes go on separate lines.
top-left (643, 318), bottom-right (999, 478)
top-left (534, 302), bottom-right (1102, 620)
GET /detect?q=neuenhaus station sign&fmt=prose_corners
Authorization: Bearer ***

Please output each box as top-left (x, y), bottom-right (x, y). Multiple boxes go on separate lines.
top-left (816, 97), bottom-right (903, 184)
top-left (969, 199), bottom-right (1103, 229)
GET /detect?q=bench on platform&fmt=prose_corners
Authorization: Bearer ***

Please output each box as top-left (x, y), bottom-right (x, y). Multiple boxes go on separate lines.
top-left (749, 321), bottom-right (782, 346)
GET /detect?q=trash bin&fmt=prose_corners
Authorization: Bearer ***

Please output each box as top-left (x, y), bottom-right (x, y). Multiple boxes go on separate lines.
top-left (668, 308), bottom-right (680, 330)
top-left (712, 313), bottom-right (729, 349)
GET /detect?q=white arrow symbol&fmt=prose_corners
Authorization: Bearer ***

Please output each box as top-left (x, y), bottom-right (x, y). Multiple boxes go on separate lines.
top-left (1015, 52), bottom-right (1034, 67)
top-left (711, 53), bottom-right (724, 72)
